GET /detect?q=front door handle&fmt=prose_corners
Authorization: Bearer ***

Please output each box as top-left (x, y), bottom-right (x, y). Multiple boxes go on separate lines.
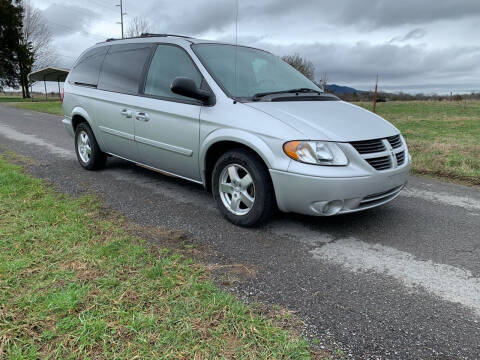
top-left (120, 108), bottom-right (133, 118)
top-left (135, 112), bottom-right (150, 122)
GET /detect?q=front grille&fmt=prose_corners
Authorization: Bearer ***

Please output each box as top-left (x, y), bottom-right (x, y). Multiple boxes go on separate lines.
top-left (366, 156), bottom-right (391, 171)
top-left (350, 135), bottom-right (405, 171)
top-left (350, 139), bottom-right (386, 154)
top-left (396, 151), bottom-right (405, 165)
top-left (387, 135), bottom-right (402, 149)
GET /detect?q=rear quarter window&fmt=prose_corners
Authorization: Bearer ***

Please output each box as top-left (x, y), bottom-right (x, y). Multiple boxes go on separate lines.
top-left (98, 43), bottom-right (153, 95)
top-left (69, 46), bottom-right (108, 87)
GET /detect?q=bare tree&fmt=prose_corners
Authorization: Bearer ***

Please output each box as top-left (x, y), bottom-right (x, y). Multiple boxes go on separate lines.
top-left (126, 16), bottom-right (152, 38)
top-left (281, 53), bottom-right (315, 81)
top-left (21, 0), bottom-right (57, 71)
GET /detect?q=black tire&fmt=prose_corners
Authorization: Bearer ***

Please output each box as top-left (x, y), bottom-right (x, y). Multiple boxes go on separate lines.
top-left (212, 149), bottom-right (275, 227)
top-left (74, 122), bottom-right (107, 170)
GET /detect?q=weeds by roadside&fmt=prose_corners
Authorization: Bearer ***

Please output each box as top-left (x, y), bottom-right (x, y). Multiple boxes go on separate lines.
top-left (0, 157), bottom-right (312, 359)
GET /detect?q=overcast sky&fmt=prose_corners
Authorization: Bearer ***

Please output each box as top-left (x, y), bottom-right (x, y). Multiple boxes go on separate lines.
top-left (32, 0), bottom-right (480, 94)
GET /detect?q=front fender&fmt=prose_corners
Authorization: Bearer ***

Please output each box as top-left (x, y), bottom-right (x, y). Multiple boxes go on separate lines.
top-left (199, 128), bottom-right (291, 183)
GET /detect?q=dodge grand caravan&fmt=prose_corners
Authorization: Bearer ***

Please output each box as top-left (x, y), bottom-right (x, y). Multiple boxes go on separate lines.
top-left (62, 34), bottom-right (410, 227)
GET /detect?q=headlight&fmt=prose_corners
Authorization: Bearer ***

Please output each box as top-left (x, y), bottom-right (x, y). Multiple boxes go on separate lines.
top-left (283, 141), bottom-right (348, 166)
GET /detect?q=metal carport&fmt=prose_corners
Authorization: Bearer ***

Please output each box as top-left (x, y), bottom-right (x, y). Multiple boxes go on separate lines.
top-left (28, 67), bottom-right (69, 100)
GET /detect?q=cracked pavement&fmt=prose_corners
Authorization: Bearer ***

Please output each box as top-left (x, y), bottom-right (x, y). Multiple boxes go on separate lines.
top-left (0, 105), bottom-right (479, 359)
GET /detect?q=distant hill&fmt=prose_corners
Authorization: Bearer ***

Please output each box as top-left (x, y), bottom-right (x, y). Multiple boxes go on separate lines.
top-left (325, 84), bottom-right (364, 95)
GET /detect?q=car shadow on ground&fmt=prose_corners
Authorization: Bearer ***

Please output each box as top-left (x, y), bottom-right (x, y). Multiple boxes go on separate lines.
top-left (103, 156), bottom-right (406, 239)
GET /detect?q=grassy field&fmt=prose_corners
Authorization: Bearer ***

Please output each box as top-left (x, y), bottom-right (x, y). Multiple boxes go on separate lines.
top-left (1, 99), bottom-right (478, 184)
top-left (0, 157), bottom-right (313, 359)
top-left (0, 97), bottom-right (38, 103)
top-left (6, 101), bottom-right (63, 116)
top-left (0, 95), bottom-right (60, 103)
top-left (357, 101), bottom-right (480, 185)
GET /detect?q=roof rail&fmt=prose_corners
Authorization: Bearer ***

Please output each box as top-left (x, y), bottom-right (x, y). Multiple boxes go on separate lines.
top-left (104, 34), bottom-right (193, 43)
top-left (140, 33), bottom-right (192, 39)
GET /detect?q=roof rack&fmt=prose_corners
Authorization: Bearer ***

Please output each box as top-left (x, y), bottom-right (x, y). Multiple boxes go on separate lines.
top-left (139, 33), bottom-right (193, 39)
top-left (105, 33), bottom-right (193, 43)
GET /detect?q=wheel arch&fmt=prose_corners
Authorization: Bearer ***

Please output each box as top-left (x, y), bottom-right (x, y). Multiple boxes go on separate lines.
top-left (71, 106), bottom-right (106, 152)
top-left (200, 130), bottom-right (276, 192)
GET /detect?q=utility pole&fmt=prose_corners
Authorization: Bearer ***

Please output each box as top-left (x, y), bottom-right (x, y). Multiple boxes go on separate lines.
top-left (373, 73), bottom-right (379, 114)
top-left (116, 0), bottom-right (126, 38)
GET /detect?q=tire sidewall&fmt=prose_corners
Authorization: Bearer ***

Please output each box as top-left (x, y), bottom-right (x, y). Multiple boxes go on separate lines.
top-left (212, 150), bottom-right (272, 227)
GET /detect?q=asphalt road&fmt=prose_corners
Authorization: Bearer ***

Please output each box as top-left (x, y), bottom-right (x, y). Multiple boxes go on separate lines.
top-left (1, 105), bottom-right (479, 359)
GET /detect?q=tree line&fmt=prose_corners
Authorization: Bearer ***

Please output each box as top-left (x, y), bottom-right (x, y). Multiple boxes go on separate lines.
top-left (0, 0), bottom-right (55, 98)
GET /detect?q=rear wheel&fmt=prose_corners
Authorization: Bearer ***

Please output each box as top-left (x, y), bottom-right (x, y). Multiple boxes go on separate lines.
top-left (74, 123), bottom-right (106, 170)
top-left (212, 149), bottom-right (274, 227)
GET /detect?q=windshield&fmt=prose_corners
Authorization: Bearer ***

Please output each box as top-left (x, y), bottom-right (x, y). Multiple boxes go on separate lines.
top-left (192, 44), bottom-right (322, 100)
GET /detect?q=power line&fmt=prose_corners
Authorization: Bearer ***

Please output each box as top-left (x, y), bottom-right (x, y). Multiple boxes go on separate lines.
top-left (51, 3), bottom-right (116, 19)
top-left (81, 0), bottom-right (119, 15)
top-left (46, 19), bottom-right (105, 41)
top-left (56, 53), bottom-right (77, 60)
top-left (46, 2), bottom-right (124, 41)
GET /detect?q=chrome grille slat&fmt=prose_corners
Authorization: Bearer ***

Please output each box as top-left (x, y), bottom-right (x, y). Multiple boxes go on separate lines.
top-left (396, 151), bottom-right (405, 165)
top-left (350, 139), bottom-right (386, 154)
top-left (387, 135), bottom-right (402, 149)
top-left (366, 155), bottom-right (391, 170)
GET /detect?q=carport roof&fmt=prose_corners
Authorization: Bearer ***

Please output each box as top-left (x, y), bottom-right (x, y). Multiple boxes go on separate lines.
top-left (28, 67), bottom-right (69, 82)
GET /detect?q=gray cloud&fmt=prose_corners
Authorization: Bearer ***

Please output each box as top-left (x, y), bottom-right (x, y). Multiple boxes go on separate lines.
top-left (144, 0), bottom-right (235, 34)
top-left (30, 0), bottom-right (480, 94)
top-left (389, 28), bottom-right (427, 43)
top-left (42, 4), bottom-right (99, 37)
top-left (145, 0), bottom-right (480, 35)
top-left (257, 41), bottom-right (480, 90)
top-left (336, 0), bottom-right (480, 29)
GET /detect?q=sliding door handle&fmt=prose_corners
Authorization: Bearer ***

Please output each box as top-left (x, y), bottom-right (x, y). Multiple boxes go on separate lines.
top-left (135, 112), bottom-right (150, 122)
top-left (120, 109), bottom-right (133, 118)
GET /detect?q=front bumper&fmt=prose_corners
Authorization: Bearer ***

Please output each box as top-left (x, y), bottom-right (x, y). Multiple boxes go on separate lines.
top-left (269, 161), bottom-right (410, 216)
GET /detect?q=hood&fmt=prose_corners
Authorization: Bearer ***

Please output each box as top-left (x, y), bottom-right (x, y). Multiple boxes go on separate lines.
top-left (246, 100), bottom-right (399, 142)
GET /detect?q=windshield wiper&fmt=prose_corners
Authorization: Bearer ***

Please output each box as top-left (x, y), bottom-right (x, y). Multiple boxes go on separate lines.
top-left (252, 88), bottom-right (323, 100)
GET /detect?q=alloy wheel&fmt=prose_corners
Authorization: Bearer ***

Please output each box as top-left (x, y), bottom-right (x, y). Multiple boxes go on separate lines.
top-left (77, 130), bottom-right (92, 163)
top-left (218, 164), bottom-right (255, 216)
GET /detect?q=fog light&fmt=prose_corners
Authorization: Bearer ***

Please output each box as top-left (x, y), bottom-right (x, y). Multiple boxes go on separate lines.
top-left (322, 200), bottom-right (344, 216)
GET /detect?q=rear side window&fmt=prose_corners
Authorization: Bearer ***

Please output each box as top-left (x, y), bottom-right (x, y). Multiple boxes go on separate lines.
top-left (98, 43), bottom-right (153, 95)
top-left (144, 44), bottom-right (202, 101)
top-left (69, 46), bottom-right (108, 87)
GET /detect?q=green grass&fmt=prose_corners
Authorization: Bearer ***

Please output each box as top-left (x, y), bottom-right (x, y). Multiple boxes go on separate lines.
top-left (357, 101), bottom-right (480, 185)
top-left (6, 101), bottom-right (63, 116)
top-left (0, 97), bottom-right (37, 103)
top-left (0, 157), bottom-right (311, 359)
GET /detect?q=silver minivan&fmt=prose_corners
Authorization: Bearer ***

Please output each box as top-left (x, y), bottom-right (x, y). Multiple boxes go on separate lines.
top-left (62, 34), bottom-right (410, 227)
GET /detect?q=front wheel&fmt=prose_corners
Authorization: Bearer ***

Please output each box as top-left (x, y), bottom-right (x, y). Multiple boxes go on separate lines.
top-left (212, 149), bottom-right (274, 227)
top-left (74, 123), bottom-right (106, 170)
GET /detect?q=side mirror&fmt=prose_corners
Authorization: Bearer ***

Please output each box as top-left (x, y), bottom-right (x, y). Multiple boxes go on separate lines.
top-left (171, 77), bottom-right (213, 104)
